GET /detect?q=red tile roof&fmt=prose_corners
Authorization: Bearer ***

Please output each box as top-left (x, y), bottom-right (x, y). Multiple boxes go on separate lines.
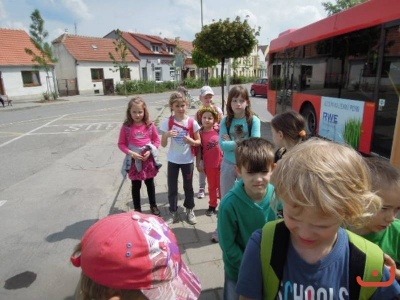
top-left (121, 32), bottom-right (176, 56)
top-left (52, 34), bottom-right (139, 63)
top-left (176, 39), bottom-right (194, 56)
top-left (0, 28), bottom-right (45, 66)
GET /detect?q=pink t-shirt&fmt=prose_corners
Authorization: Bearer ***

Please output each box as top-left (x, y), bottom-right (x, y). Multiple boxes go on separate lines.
top-left (118, 123), bottom-right (160, 154)
top-left (201, 129), bottom-right (223, 169)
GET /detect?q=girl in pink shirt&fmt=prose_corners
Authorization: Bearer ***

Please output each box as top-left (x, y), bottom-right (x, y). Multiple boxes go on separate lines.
top-left (118, 97), bottom-right (161, 215)
top-left (196, 107), bottom-right (223, 216)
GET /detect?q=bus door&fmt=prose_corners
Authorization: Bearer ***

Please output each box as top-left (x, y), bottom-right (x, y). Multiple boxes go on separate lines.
top-left (370, 22), bottom-right (400, 159)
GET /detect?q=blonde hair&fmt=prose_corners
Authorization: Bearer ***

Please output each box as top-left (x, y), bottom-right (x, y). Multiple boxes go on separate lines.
top-left (168, 91), bottom-right (189, 114)
top-left (271, 138), bottom-right (381, 228)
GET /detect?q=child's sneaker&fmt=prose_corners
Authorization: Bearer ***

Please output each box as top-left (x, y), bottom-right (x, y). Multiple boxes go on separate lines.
top-left (197, 188), bottom-right (205, 199)
top-left (205, 206), bottom-right (216, 216)
top-left (186, 209), bottom-right (197, 225)
top-left (211, 229), bottom-right (219, 243)
top-left (165, 211), bottom-right (178, 225)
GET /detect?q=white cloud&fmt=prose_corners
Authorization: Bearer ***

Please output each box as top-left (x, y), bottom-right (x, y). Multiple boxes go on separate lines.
top-left (61, 0), bottom-right (92, 20)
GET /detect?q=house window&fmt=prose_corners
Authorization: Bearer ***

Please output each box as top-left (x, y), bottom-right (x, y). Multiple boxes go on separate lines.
top-left (152, 45), bottom-right (159, 52)
top-left (167, 46), bottom-right (174, 53)
top-left (91, 68), bottom-right (104, 81)
top-left (272, 65), bottom-right (281, 76)
top-left (155, 67), bottom-right (162, 81)
top-left (21, 71), bottom-right (41, 87)
top-left (120, 67), bottom-right (131, 80)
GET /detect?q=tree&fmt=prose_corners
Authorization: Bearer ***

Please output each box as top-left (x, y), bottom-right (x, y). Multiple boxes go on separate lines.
top-left (109, 29), bottom-right (131, 95)
top-left (193, 16), bottom-right (259, 112)
top-left (191, 47), bottom-right (218, 84)
top-left (25, 9), bottom-right (58, 100)
top-left (322, 0), bottom-right (366, 16)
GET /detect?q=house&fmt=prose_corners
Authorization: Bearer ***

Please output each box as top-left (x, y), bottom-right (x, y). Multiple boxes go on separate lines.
top-left (104, 30), bottom-right (179, 82)
top-left (257, 45), bottom-right (269, 78)
top-left (173, 38), bottom-right (197, 80)
top-left (0, 28), bottom-right (57, 101)
top-left (52, 34), bottom-right (140, 96)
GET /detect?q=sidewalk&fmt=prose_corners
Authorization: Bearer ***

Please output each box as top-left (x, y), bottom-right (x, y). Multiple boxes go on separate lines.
top-left (111, 96), bottom-right (273, 300)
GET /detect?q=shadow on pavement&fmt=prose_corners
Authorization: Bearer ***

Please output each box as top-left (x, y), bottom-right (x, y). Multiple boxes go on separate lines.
top-left (45, 219), bottom-right (98, 242)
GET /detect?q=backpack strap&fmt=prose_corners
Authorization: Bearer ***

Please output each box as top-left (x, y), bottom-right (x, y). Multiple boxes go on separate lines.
top-left (169, 116), bottom-right (197, 157)
top-left (261, 219), bottom-right (289, 300)
top-left (346, 229), bottom-right (383, 299)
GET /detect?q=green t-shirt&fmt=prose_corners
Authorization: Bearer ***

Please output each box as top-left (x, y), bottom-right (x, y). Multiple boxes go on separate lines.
top-left (362, 219), bottom-right (400, 264)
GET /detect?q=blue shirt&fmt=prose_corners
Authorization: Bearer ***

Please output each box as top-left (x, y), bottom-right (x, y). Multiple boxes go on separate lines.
top-left (236, 227), bottom-right (400, 299)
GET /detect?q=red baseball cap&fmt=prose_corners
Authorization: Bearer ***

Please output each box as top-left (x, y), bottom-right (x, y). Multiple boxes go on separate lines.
top-left (71, 212), bottom-right (201, 299)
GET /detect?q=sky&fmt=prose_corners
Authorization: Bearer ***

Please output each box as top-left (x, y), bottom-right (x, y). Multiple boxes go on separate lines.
top-left (0, 0), bottom-right (328, 46)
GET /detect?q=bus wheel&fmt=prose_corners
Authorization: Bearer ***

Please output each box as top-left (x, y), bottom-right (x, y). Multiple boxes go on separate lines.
top-left (301, 104), bottom-right (317, 136)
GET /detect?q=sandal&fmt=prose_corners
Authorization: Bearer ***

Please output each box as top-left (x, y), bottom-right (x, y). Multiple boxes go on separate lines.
top-left (151, 206), bottom-right (160, 216)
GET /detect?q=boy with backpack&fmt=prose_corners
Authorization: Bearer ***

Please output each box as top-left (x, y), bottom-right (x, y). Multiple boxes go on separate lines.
top-left (236, 139), bottom-right (400, 299)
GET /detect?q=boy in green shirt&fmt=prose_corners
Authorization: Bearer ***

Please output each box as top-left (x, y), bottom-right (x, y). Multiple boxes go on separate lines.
top-left (218, 137), bottom-right (277, 300)
top-left (353, 157), bottom-right (400, 281)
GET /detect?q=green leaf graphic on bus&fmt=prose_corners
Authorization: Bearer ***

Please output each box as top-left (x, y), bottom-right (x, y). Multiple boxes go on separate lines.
top-left (343, 118), bottom-right (362, 149)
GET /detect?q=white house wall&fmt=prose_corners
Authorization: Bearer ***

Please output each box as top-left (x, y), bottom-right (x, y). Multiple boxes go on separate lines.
top-left (53, 44), bottom-right (77, 80)
top-left (76, 61), bottom-right (140, 95)
top-left (1, 66), bottom-right (52, 100)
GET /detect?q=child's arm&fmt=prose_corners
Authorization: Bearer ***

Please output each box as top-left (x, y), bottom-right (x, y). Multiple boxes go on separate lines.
top-left (250, 116), bottom-right (261, 138)
top-left (150, 123), bottom-right (161, 148)
top-left (195, 146), bottom-right (204, 173)
top-left (219, 118), bottom-right (236, 152)
top-left (183, 130), bottom-right (201, 147)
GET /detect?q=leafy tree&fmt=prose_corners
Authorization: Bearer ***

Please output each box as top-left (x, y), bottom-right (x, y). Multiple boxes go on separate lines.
top-left (322, 0), bottom-right (366, 16)
top-left (109, 29), bottom-right (131, 95)
top-left (191, 47), bottom-right (218, 84)
top-left (193, 16), bottom-right (259, 112)
top-left (25, 9), bottom-right (58, 100)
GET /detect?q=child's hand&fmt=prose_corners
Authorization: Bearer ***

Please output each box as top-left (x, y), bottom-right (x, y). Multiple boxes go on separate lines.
top-left (196, 165), bottom-right (204, 173)
top-left (131, 152), bottom-right (143, 160)
top-left (183, 135), bottom-right (193, 145)
top-left (168, 130), bottom-right (178, 138)
top-left (384, 254), bottom-right (400, 280)
top-left (141, 150), bottom-right (151, 161)
top-left (222, 134), bottom-right (231, 141)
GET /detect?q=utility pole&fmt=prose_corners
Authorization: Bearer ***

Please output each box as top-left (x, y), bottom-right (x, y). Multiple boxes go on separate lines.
top-left (201, 0), bottom-right (203, 28)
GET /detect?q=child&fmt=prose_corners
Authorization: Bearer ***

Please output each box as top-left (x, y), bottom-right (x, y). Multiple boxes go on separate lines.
top-left (160, 91), bottom-right (201, 225)
top-left (195, 85), bottom-right (223, 199)
top-left (212, 85), bottom-right (261, 243)
top-left (270, 110), bottom-right (306, 162)
top-left (71, 211), bottom-right (202, 300)
top-left (195, 107), bottom-right (223, 216)
top-left (352, 157), bottom-right (400, 281)
top-left (236, 138), bottom-right (400, 299)
top-left (118, 96), bottom-right (161, 215)
top-left (218, 137), bottom-right (277, 300)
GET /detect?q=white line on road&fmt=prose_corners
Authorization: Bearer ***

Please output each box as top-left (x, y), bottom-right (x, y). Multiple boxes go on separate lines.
top-left (0, 114), bottom-right (67, 148)
top-left (0, 200), bottom-right (7, 207)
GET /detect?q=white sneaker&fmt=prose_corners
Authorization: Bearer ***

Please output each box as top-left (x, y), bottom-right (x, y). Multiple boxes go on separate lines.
top-left (211, 229), bottom-right (219, 243)
top-left (186, 209), bottom-right (197, 225)
top-left (197, 189), bottom-right (205, 199)
top-left (165, 212), bottom-right (178, 225)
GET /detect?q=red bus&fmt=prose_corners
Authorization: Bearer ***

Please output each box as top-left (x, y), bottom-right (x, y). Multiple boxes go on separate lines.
top-left (267, 0), bottom-right (400, 166)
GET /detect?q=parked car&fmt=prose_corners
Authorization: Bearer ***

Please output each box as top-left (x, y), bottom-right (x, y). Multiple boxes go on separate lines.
top-left (250, 78), bottom-right (268, 97)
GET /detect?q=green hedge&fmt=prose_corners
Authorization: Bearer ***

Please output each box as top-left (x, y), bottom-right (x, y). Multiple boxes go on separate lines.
top-left (115, 76), bottom-right (258, 96)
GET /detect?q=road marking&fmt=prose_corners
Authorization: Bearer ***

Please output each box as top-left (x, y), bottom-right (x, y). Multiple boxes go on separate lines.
top-left (0, 200), bottom-right (7, 207)
top-left (0, 115), bottom-right (66, 148)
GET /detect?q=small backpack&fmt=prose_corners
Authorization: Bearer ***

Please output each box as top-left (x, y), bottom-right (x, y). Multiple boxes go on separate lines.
top-left (260, 219), bottom-right (384, 300)
top-left (168, 116), bottom-right (198, 157)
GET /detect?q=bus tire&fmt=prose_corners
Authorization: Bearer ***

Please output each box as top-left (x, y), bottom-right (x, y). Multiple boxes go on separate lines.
top-left (301, 104), bottom-right (317, 136)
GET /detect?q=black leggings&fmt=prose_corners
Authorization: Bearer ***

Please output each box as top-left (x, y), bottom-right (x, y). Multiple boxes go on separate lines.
top-left (131, 178), bottom-right (156, 210)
